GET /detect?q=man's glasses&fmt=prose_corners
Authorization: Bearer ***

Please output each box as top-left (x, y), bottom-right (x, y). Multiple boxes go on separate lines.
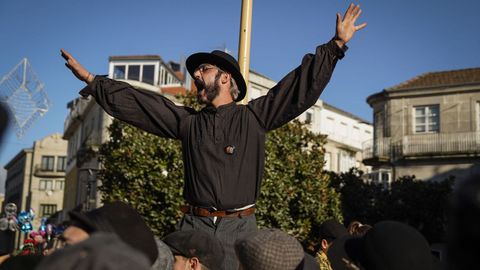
top-left (195, 64), bottom-right (221, 74)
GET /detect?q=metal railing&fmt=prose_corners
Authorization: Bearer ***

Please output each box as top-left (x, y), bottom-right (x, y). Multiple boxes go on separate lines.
top-left (362, 137), bottom-right (391, 160)
top-left (363, 131), bottom-right (480, 161)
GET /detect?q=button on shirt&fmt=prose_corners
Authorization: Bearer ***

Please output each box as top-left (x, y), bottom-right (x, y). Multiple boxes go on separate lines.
top-left (79, 40), bottom-right (345, 210)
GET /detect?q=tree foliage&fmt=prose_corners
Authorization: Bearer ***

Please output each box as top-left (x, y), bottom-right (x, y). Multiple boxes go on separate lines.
top-left (98, 92), bottom-right (342, 247)
top-left (329, 169), bottom-right (454, 243)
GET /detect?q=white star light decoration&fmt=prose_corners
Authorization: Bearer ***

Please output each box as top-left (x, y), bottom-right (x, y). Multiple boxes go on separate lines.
top-left (0, 58), bottom-right (50, 138)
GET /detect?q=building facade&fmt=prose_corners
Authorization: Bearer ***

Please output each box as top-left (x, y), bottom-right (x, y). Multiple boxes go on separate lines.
top-left (363, 68), bottom-right (480, 185)
top-left (3, 133), bottom-right (67, 249)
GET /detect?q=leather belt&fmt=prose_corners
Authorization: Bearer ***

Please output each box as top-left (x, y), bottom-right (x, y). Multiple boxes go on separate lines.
top-left (180, 205), bottom-right (255, 217)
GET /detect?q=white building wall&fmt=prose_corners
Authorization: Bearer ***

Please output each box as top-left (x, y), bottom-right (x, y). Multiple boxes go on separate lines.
top-left (248, 71), bottom-right (373, 173)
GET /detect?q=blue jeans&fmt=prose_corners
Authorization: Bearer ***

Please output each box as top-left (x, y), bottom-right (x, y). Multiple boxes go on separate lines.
top-left (176, 213), bottom-right (257, 270)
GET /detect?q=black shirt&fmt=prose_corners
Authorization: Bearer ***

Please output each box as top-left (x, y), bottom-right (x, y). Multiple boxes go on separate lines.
top-left (80, 40), bottom-right (345, 210)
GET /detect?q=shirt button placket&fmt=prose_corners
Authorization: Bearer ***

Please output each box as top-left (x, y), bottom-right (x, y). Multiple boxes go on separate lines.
top-left (215, 114), bottom-right (221, 144)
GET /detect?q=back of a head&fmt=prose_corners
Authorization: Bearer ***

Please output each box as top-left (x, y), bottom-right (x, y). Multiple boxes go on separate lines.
top-left (68, 201), bottom-right (158, 265)
top-left (447, 173), bottom-right (480, 270)
top-left (363, 221), bottom-right (434, 270)
top-left (347, 221), bottom-right (372, 237)
top-left (328, 221), bottom-right (440, 270)
top-left (36, 233), bottom-right (150, 270)
top-left (151, 237), bottom-right (174, 270)
top-left (235, 228), bottom-right (305, 270)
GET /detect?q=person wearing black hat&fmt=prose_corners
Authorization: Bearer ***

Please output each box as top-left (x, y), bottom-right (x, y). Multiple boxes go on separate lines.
top-left (326, 220), bottom-right (443, 270)
top-left (316, 219), bottom-right (348, 270)
top-left (61, 201), bottom-right (173, 270)
top-left (61, 4), bottom-right (366, 269)
top-left (163, 230), bottom-right (224, 270)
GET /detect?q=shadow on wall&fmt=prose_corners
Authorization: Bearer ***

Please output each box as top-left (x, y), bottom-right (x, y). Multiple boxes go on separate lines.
top-left (424, 162), bottom-right (480, 185)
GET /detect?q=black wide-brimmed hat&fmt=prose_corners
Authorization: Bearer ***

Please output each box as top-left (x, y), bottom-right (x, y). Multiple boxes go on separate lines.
top-left (186, 50), bottom-right (247, 102)
top-left (327, 220), bottom-right (443, 270)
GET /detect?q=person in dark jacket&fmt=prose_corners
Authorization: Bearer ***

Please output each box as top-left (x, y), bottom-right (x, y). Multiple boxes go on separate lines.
top-left (61, 4), bottom-right (366, 269)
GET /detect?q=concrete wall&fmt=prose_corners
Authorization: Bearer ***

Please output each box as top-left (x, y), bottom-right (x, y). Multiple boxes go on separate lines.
top-left (394, 158), bottom-right (480, 184)
top-left (387, 91), bottom-right (480, 142)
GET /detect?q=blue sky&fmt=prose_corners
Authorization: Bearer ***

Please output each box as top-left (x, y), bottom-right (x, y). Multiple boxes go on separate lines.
top-left (1, 0), bottom-right (479, 191)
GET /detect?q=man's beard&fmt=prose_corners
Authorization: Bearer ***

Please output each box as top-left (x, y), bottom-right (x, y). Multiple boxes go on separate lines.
top-left (196, 73), bottom-right (221, 105)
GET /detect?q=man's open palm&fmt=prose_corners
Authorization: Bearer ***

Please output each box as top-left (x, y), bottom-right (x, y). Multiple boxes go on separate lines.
top-left (335, 3), bottom-right (367, 45)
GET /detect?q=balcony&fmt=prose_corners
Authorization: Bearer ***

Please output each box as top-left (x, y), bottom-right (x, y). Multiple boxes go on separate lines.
top-left (362, 138), bottom-right (391, 161)
top-left (363, 132), bottom-right (480, 164)
top-left (34, 165), bottom-right (65, 177)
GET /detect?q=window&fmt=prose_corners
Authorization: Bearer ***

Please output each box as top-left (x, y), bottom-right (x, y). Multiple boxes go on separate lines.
top-left (323, 152), bottom-right (331, 170)
top-left (338, 150), bottom-right (356, 173)
top-left (414, 105), bottom-right (439, 133)
top-left (41, 156), bottom-right (55, 171)
top-left (57, 156), bottom-right (67, 172)
top-left (40, 204), bottom-right (57, 217)
top-left (305, 112), bottom-right (312, 124)
top-left (159, 68), bottom-right (165, 85)
top-left (142, 65), bottom-right (155, 85)
top-left (55, 180), bottom-right (64, 190)
top-left (128, 65), bottom-right (140, 81)
top-left (39, 180), bottom-right (53, 190)
top-left (113, 65), bottom-right (126, 79)
top-left (477, 102), bottom-right (480, 131)
top-left (381, 172), bottom-right (391, 190)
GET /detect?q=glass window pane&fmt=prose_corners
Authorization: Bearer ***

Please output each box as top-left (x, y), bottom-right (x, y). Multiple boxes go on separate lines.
top-left (113, 65), bottom-right (125, 79)
top-left (41, 156), bottom-right (54, 171)
top-left (416, 117), bottom-right (425, 124)
top-left (57, 156), bottom-right (66, 172)
top-left (142, 65), bottom-right (155, 85)
top-left (55, 180), bottom-right (64, 190)
top-left (429, 106), bottom-right (439, 116)
top-left (46, 180), bottom-right (52, 190)
top-left (39, 180), bottom-right (46, 190)
top-left (416, 125), bottom-right (426, 133)
top-left (415, 108), bottom-right (425, 117)
top-left (128, 65), bottom-right (140, 81)
top-left (40, 204), bottom-right (57, 217)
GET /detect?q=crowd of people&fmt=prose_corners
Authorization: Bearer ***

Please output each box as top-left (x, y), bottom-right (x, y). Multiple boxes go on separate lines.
top-left (0, 173), bottom-right (477, 270)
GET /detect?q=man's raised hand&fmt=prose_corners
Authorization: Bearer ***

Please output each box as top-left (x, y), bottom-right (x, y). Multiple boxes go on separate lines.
top-left (61, 49), bottom-right (94, 84)
top-left (334, 3), bottom-right (367, 48)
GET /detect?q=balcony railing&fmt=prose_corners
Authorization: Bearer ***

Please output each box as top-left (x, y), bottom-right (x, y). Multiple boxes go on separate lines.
top-left (362, 137), bottom-right (391, 160)
top-left (34, 165), bottom-right (65, 177)
top-left (363, 131), bottom-right (480, 162)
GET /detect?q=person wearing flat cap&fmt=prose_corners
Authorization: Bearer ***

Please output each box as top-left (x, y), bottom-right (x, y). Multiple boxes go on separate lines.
top-left (163, 230), bottom-right (224, 270)
top-left (61, 4), bottom-right (366, 269)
